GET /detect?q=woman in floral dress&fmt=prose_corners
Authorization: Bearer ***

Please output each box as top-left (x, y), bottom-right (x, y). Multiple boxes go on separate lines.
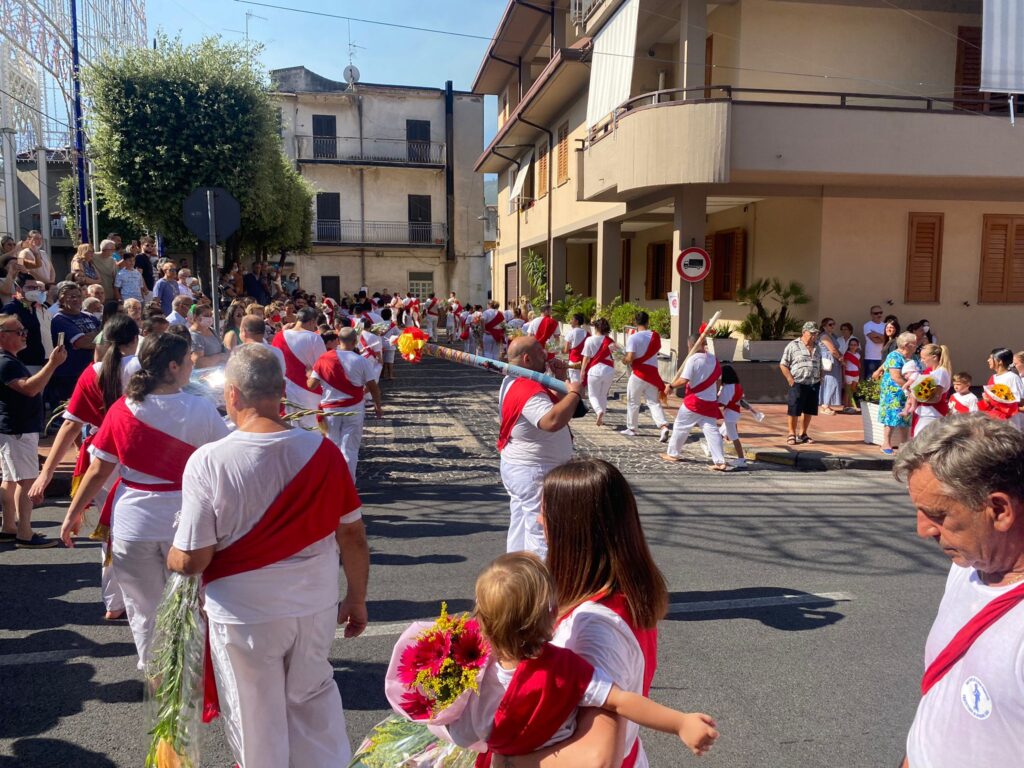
top-left (878, 332), bottom-right (920, 455)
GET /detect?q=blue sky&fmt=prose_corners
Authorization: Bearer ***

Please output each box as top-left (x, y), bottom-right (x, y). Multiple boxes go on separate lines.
top-left (148, 0), bottom-right (504, 141)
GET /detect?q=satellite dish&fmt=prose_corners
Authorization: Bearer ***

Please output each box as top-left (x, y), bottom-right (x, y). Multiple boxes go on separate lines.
top-left (344, 65), bottom-right (360, 85)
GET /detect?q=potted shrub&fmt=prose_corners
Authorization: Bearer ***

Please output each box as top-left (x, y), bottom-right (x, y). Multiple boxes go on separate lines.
top-left (855, 379), bottom-right (884, 446)
top-left (707, 324), bottom-right (737, 362)
top-left (736, 278), bottom-right (811, 361)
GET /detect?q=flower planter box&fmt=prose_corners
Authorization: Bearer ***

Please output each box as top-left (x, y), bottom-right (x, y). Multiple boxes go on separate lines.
top-left (709, 338), bottom-right (738, 362)
top-left (860, 401), bottom-right (884, 446)
top-left (741, 339), bottom-right (791, 362)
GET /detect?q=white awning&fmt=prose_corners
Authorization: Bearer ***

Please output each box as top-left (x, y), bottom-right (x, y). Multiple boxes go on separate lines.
top-left (509, 150), bottom-right (533, 198)
top-left (982, 0), bottom-right (1024, 94)
top-left (586, 0), bottom-right (640, 128)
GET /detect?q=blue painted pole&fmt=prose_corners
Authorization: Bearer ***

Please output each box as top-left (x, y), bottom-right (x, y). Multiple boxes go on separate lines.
top-left (424, 343), bottom-right (570, 394)
top-left (70, 0), bottom-right (90, 244)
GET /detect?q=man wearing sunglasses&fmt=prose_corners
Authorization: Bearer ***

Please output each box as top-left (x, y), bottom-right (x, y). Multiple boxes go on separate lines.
top-left (863, 305), bottom-right (887, 379)
top-left (0, 313), bottom-right (66, 548)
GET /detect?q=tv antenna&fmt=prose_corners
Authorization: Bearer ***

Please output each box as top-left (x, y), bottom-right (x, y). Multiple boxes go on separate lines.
top-left (344, 20), bottom-right (364, 87)
top-left (245, 10), bottom-right (268, 46)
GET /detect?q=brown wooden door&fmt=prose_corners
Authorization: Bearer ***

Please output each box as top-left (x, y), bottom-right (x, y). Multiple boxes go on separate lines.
top-left (505, 262), bottom-right (518, 308)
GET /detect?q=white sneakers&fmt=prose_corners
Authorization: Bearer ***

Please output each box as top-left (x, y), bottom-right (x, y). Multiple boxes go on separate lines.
top-left (659, 426), bottom-right (671, 443)
top-left (619, 428), bottom-right (637, 437)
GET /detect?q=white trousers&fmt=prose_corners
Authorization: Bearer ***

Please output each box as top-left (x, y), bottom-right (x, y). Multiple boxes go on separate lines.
top-left (112, 538), bottom-right (170, 669)
top-left (463, 337), bottom-right (475, 355)
top-left (667, 406), bottom-right (725, 464)
top-left (482, 335), bottom-right (500, 360)
top-left (101, 540), bottom-right (124, 612)
top-left (325, 409), bottom-right (365, 482)
top-left (209, 605), bottom-right (351, 768)
top-left (626, 376), bottom-right (668, 430)
top-left (425, 315), bottom-right (437, 341)
top-left (586, 368), bottom-right (615, 416)
top-left (567, 367), bottom-right (581, 383)
top-left (500, 460), bottom-right (557, 558)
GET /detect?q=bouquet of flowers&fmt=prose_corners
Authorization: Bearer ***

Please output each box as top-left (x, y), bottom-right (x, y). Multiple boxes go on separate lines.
top-left (505, 326), bottom-right (525, 341)
top-left (911, 375), bottom-right (939, 402)
top-left (349, 604), bottom-right (491, 767)
top-left (397, 328), bottom-right (430, 362)
top-left (980, 382), bottom-right (1020, 421)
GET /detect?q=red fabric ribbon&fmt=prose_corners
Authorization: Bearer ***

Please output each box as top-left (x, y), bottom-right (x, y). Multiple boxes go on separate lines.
top-left (497, 378), bottom-right (556, 452)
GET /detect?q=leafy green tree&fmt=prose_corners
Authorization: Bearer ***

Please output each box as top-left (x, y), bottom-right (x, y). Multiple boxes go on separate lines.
top-left (83, 35), bottom-right (311, 258)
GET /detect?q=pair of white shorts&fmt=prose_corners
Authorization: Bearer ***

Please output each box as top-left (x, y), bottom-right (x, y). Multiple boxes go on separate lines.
top-left (0, 433), bottom-right (40, 481)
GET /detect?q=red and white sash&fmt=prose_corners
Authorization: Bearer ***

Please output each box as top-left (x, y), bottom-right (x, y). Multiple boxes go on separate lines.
top-left (583, 336), bottom-right (614, 383)
top-left (723, 383), bottom-right (745, 414)
top-left (67, 364), bottom-right (105, 428)
top-left (272, 332), bottom-right (322, 395)
top-left (533, 315), bottom-right (558, 347)
top-left (358, 331), bottom-right (380, 362)
top-left (497, 378), bottom-right (556, 452)
top-left (843, 351), bottom-right (860, 378)
top-left (426, 298), bottom-right (439, 317)
top-left (484, 312), bottom-right (505, 343)
top-left (202, 438), bottom-right (357, 723)
top-left (631, 331), bottom-right (664, 391)
top-left (683, 357), bottom-right (723, 419)
top-left (460, 316), bottom-right (471, 341)
top-left (911, 367), bottom-right (949, 434)
top-left (949, 392), bottom-right (974, 414)
top-left (313, 351), bottom-right (365, 409)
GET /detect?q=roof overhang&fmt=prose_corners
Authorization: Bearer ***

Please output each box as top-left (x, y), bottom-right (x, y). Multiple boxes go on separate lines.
top-left (475, 47), bottom-right (591, 173)
top-left (472, 1), bottom-right (554, 94)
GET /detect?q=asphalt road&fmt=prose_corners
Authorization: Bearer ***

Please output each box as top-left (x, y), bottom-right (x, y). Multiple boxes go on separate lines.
top-left (0, 357), bottom-right (948, 767)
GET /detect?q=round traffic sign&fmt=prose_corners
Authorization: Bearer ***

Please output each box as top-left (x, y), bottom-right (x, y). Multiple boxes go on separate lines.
top-left (676, 247), bottom-right (711, 283)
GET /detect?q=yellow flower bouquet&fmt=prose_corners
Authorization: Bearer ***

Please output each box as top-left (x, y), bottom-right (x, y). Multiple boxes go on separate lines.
top-left (911, 376), bottom-right (939, 402)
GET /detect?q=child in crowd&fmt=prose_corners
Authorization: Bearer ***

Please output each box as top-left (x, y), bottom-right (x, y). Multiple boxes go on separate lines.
top-left (843, 337), bottom-right (862, 410)
top-left (454, 552), bottom-right (719, 763)
top-left (716, 365), bottom-right (747, 470)
top-left (321, 330), bottom-right (339, 351)
top-left (837, 322), bottom-right (854, 356)
top-left (1015, 350), bottom-right (1024, 379)
top-left (899, 356), bottom-right (924, 418)
top-left (947, 372), bottom-right (978, 414)
top-left (379, 307), bottom-right (401, 381)
top-left (113, 251), bottom-right (144, 302)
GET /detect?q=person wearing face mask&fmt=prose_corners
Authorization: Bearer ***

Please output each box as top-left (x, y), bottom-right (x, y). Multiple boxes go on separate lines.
top-left (82, 297), bottom-right (104, 321)
top-left (2, 276), bottom-right (53, 374)
top-left (188, 304), bottom-right (229, 369)
top-left (49, 281), bottom-right (102, 403)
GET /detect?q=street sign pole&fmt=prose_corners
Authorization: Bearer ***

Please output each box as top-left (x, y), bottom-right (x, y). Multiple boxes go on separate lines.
top-left (688, 282), bottom-right (694, 339)
top-left (206, 189), bottom-right (220, 334)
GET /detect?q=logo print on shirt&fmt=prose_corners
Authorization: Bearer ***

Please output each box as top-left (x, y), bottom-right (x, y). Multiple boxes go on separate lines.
top-left (960, 676), bottom-right (993, 720)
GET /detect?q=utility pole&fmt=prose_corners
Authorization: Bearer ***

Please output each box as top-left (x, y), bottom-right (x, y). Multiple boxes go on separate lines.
top-left (70, 0), bottom-right (90, 244)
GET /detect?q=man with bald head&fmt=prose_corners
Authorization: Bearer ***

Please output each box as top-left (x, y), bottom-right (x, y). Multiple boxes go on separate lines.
top-left (497, 335), bottom-right (581, 556)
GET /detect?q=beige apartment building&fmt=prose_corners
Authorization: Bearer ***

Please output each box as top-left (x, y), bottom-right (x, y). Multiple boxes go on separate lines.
top-left (272, 67), bottom-right (487, 302)
top-left (475, 0), bottom-right (1024, 378)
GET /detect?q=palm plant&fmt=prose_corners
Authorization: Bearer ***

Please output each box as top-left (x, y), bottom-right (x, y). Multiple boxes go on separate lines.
top-left (735, 278), bottom-right (811, 340)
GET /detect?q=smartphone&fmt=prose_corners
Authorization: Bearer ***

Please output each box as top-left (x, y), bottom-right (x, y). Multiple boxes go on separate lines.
top-left (57, 331), bottom-right (65, 347)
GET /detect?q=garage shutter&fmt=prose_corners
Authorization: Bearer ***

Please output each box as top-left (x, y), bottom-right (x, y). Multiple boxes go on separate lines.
top-left (904, 213), bottom-right (943, 303)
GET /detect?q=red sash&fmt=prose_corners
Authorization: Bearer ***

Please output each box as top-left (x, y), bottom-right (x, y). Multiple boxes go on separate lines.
top-left (475, 644), bottom-right (596, 767)
top-left (683, 357), bottom-right (722, 419)
top-left (723, 383), bottom-right (744, 414)
top-left (313, 351), bottom-right (365, 409)
top-left (949, 393), bottom-right (973, 414)
top-left (631, 332), bottom-right (664, 391)
top-left (426, 298), bottom-right (439, 316)
top-left (843, 352), bottom-right (860, 378)
top-left (272, 331), bottom-right (321, 395)
top-left (921, 580), bottom-right (1024, 696)
top-left (583, 336), bottom-right (614, 382)
top-left (534, 316), bottom-right (558, 347)
top-left (67, 365), bottom-right (105, 428)
top-left (460, 317), bottom-right (471, 341)
top-left (358, 332), bottom-right (380, 361)
top-left (567, 331), bottom-right (586, 364)
top-left (497, 378), bottom-right (557, 452)
top-left (484, 312), bottom-right (505, 343)
top-left (202, 438), bottom-right (357, 722)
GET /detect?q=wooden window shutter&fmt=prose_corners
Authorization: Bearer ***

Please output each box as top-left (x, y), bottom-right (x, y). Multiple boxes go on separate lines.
top-left (978, 214), bottom-right (1024, 303)
top-left (661, 244), bottom-right (672, 299)
top-left (703, 234), bottom-right (714, 301)
top-left (645, 244), bottom-right (655, 300)
top-left (557, 124), bottom-right (569, 185)
top-left (537, 143), bottom-right (549, 198)
top-left (905, 213), bottom-right (943, 303)
top-left (955, 27), bottom-right (984, 111)
top-left (1010, 220), bottom-right (1024, 302)
top-left (730, 229), bottom-right (746, 298)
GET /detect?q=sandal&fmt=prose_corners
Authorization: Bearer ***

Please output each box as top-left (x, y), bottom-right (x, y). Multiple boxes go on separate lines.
top-left (709, 463), bottom-right (734, 472)
top-left (798, 434), bottom-right (815, 444)
top-left (660, 454), bottom-right (681, 463)
top-left (786, 435), bottom-right (797, 445)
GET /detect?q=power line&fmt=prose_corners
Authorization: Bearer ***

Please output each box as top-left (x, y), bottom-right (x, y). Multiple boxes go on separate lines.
top-left (0, 86), bottom-right (72, 131)
top-left (879, 0), bottom-right (981, 51)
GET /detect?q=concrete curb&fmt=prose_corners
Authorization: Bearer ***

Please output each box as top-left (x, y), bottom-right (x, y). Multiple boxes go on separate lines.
top-left (749, 449), bottom-right (894, 472)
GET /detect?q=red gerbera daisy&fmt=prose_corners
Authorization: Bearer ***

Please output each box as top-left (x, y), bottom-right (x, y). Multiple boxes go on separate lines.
top-left (451, 622), bottom-right (489, 670)
top-left (399, 690), bottom-right (433, 721)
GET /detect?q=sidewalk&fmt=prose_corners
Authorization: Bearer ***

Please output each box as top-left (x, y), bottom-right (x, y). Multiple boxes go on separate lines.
top-left (36, 438), bottom-right (76, 498)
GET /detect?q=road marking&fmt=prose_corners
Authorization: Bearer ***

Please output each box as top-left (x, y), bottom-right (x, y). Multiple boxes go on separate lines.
top-left (335, 592), bottom-right (854, 640)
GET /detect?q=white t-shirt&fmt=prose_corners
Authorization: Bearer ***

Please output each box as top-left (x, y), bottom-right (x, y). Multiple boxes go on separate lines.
top-left (280, 328), bottom-right (326, 410)
top-left (583, 335), bottom-right (615, 378)
top-left (906, 564), bottom-right (1024, 767)
top-left (914, 368), bottom-right (951, 425)
top-left (311, 350), bottom-right (374, 412)
top-left (64, 356), bottom-right (138, 429)
top-left (718, 382), bottom-right (741, 423)
top-left (173, 429), bottom-right (362, 625)
top-left (482, 308), bottom-right (501, 329)
top-left (993, 370), bottom-right (1024, 401)
top-left (498, 376), bottom-right (574, 467)
top-left (626, 330), bottom-right (658, 374)
top-left (90, 392), bottom-right (229, 542)
top-left (683, 353), bottom-right (719, 402)
top-left (564, 326), bottom-right (587, 351)
top-left (256, 341), bottom-right (286, 373)
top-left (950, 391), bottom-right (979, 413)
top-left (863, 320), bottom-right (886, 360)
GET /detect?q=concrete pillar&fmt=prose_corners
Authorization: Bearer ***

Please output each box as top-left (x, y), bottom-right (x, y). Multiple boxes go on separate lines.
top-left (36, 145), bottom-right (49, 254)
top-left (678, 0), bottom-right (708, 94)
top-left (670, 187), bottom-right (707, 358)
top-left (595, 219), bottom-right (622, 307)
top-left (550, 236), bottom-right (567, 302)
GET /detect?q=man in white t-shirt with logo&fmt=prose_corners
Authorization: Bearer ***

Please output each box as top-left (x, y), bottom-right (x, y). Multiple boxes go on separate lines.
top-left (497, 336), bottom-right (580, 557)
top-left (862, 305), bottom-right (887, 379)
top-left (895, 415), bottom-right (1024, 768)
top-left (662, 331), bottom-right (729, 471)
top-left (168, 345), bottom-right (370, 768)
top-left (310, 327), bottom-right (382, 482)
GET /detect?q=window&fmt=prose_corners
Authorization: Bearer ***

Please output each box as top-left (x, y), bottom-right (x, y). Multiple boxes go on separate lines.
top-left (311, 114), bottom-right (337, 159)
top-left (406, 120), bottom-right (431, 163)
top-left (703, 228), bottom-right (746, 301)
top-left (315, 193), bottom-right (340, 242)
top-left (408, 271), bottom-right (434, 300)
top-left (321, 276), bottom-right (340, 301)
top-left (905, 213), bottom-right (943, 303)
top-left (557, 123), bottom-right (570, 185)
top-left (979, 215), bottom-right (1024, 303)
top-left (645, 241), bottom-right (671, 300)
top-left (408, 195), bottom-right (432, 244)
top-left (537, 143), bottom-right (549, 198)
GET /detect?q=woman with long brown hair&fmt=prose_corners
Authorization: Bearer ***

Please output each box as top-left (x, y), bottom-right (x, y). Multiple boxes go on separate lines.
top-left (508, 457), bottom-right (668, 767)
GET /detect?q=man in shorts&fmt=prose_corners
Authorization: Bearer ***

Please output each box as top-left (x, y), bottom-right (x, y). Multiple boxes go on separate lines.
top-left (779, 322), bottom-right (822, 445)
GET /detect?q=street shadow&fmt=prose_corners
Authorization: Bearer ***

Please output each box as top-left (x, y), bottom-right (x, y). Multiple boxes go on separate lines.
top-left (367, 597), bottom-right (474, 623)
top-left (665, 587), bottom-right (845, 631)
top-left (0, 738), bottom-right (117, 767)
top-left (0, 562), bottom-right (111, 631)
top-left (0, 628), bottom-right (135, 660)
top-left (335, 660), bottom-right (389, 711)
top-left (366, 517), bottom-right (505, 540)
top-left (371, 553), bottom-right (466, 566)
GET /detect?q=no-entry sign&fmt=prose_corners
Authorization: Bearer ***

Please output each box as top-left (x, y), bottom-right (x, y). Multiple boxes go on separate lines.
top-left (676, 247), bottom-right (711, 283)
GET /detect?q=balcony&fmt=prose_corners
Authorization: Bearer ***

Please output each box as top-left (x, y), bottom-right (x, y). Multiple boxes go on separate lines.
top-left (296, 136), bottom-right (445, 168)
top-left (313, 220), bottom-right (448, 247)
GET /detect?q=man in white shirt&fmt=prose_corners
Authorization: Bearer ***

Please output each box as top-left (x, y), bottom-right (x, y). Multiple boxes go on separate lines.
top-left (481, 301), bottom-right (504, 360)
top-left (239, 315), bottom-right (285, 372)
top-left (311, 327), bottom-right (382, 482)
top-left (273, 307), bottom-right (326, 429)
top-left (894, 415), bottom-right (1024, 768)
top-left (862, 305), bottom-right (887, 379)
top-left (168, 345), bottom-right (369, 768)
top-left (166, 295), bottom-right (192, 327)
top-left (620, 311), bottom-right (670, 442)
top-left (497, 336), bottom-right (580, 557)
top-left (176, 268), bottom-right (194, 296)
top-left (662, 333), bottom-right (729, 471)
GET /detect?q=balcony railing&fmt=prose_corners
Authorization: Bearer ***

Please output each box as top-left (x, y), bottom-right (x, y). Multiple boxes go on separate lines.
top-left (569, 0), bottom-right (602, 25)
top-left (313, 220), bottom-right (447, 245)
top-left (297, 136), bottom-right (446, 166)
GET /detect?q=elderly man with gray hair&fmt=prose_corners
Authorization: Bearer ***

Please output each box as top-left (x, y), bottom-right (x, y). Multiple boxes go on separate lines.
top-left (895, 414), bottom-right (1024, 768)
top-left (168, 343), bottom-right (369, 768)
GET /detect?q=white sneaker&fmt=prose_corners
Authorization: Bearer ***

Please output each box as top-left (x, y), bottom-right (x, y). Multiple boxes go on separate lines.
top-left (659, 427), bottom-right (671, 443)
top-left (731, 458), bottom-right (748, 469)
top-left (699, 439), bottom-right (711, 458)
top-left (619, 428), bottom-right (637, 437)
